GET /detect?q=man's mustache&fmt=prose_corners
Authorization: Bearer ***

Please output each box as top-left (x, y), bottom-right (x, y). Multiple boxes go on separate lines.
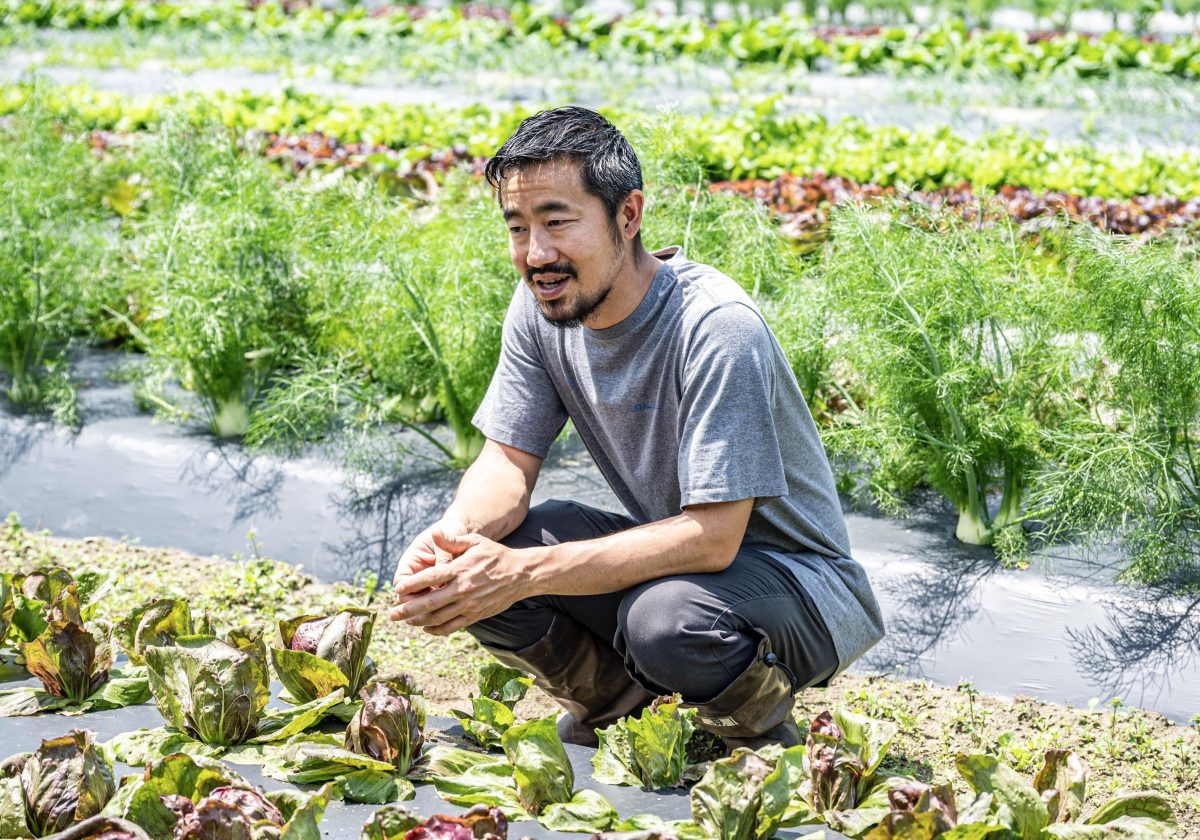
top-left (527, 263), bottom-right (577, 283)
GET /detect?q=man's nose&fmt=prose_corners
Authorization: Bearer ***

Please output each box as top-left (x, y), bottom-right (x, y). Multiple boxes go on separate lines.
top-left (526, 228), bottom-right (557, 267)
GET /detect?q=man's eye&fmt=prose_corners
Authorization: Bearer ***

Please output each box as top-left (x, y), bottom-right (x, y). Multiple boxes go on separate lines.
top-left (508, 226), bottom-right (526, 235)
top-left (548, 219), bottom-right (570, 227)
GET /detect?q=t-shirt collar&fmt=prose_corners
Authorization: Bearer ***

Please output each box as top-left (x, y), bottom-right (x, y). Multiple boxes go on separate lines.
top-left (586, 246), bottom-right (684, 341)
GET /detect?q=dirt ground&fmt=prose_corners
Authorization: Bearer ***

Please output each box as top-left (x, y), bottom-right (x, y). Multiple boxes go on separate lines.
top-left (4, 518), bottom-right (1198, 835)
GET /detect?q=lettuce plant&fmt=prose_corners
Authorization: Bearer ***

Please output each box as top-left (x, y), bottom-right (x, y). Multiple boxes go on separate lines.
top-left (131, 630), bottom-right (344, 756)
top-left (361, 804), bottom-right (509, 840)
top-left (689, 746), bottom-right (805, 840)
top-left (114, 599), bottom-right (195, 666)
top-left (252, 676), bottom-right (426, 805)
top-left (863, 780), bottom-right (1001, 839)
top-left (40, 815), bottom-right (150, 839)
top-left (0, 583), bottom-right (149, 717)
top-left (422, 716), bottom-right (616, 832)
top-left (592, 694), bottom-right (698, 789)
top-left (144, 632), bottom-right (270, 747)
top-left (0, 729), bottom-right (115, 838)
top-left (450, 663), bottom-right (532, 749)
top-left (271, 610), bottom-right (377, 706)
top-left (782, 710), bottom-right (909, 835)
top-left (953, 750), bottom-right (1175, 839)
top-left (101, 752), bottom-right (332, 840)
top-left (865, 751), bottom-right (1176, 839)
top-left (5, 567), bottom-right (112, 645)
top-left (346, 682), bottom-right (424, 776)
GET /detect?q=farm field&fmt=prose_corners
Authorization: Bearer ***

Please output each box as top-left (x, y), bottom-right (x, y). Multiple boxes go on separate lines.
top-left (2, 0), bottom-right (1200, 837)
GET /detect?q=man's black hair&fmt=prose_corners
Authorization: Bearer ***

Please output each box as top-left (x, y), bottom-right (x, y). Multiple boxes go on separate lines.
top-left (484, 106), bottom-right (644, 250)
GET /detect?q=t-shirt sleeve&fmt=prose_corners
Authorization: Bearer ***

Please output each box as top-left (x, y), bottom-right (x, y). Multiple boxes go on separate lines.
top-left (472, 284), bottom-right (569, 458)
top-left (677, 302), bottom-right (789, 508)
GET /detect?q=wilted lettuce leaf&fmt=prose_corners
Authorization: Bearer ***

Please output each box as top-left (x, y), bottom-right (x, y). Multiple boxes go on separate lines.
top-left (421, 747), bottom-right (528, 820)
top-left (262, 740), bottom-right (397, 784)
top-left (12, 569), bottom-right (75, 608)
top-left (39, 815), bottom-right (151, 840)
top-left (0, 688), bottom-right (73, 717)
top-left (272, 611), bottom-right (376, 705)
top-left (16, 729), bottom-right (116, 837)
top-left (538, 789), bottom-right (617, 833)
top-left (144, 634), bottom-right (270, 747)
top-left (0, 772), bottom-right (34, 839)
top-left (592, 696), bottom-right (695, 789)
top-left (336, 770), bottom-right (416, 805)
top-left (114, 600), bottom-right (193, 666)
top-left (347, 683), bottom-right (424, 775)
top-left (501, 716), bottom-right (573, 816)
top-left (252, 690), bottom-right (346, 744)
top-left (105, 728), bottom-right (225, 767)
top-left (691, 746), bottom-right (804, 840)
top-left (1084, 792), bottom-right (1175, 826)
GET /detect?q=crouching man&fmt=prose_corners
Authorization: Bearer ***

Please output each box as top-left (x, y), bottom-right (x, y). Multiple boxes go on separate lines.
top-left (389, 106), bottom-right (884, 750)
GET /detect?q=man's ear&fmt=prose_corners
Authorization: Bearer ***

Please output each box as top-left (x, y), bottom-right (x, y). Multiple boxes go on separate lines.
top-left (619, 189), bottom-right (645, 242)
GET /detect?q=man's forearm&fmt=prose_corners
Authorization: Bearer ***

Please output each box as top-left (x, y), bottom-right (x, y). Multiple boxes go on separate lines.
top-left (443, 444), bottom-right (534, 542)
top-left (522, 500), bottom-right (754, 597)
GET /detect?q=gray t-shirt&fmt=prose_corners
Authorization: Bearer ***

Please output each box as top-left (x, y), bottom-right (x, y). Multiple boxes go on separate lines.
top-left (473, 246), bottom-right (884, 673)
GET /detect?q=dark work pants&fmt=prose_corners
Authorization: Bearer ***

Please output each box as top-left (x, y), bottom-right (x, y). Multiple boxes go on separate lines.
top-left (465, 499), bottom-right (838, 704)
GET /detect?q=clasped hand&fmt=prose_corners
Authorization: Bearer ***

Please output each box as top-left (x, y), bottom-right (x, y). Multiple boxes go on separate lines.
top-left (388, 522), bottom-right (526, 636)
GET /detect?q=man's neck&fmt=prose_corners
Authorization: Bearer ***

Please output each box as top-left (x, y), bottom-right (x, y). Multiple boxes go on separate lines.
top-left (585, 247), bottom-right (663, 331)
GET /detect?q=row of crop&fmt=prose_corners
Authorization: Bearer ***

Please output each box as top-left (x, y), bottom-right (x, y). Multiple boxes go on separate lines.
top-left (4, 100), bottom-right (1200, 581)
top-left (7, 82), bottom-right (1200, 199)
top-left (0, 566), bottom-right (1180, 838)
top-left (5, 0), bottom-right (1200, 78)
top-left (256, 132), bottom-right (1200, 237)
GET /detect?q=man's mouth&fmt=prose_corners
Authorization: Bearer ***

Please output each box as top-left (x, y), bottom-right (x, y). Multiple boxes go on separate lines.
top-left (532, 273), bottom-right (571, 299)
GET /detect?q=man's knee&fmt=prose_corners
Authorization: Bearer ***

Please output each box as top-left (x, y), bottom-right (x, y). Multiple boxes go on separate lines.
top-left (616, 579), bottom-right (756, 701)
top-left (499, 499), bottom-right (579, 549)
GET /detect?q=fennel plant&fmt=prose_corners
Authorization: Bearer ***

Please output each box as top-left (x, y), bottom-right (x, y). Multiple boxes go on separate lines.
top-left (0, 92), bottom-right (114, 421)
top-left (1025, 225), bottom-right (1200, 585)
top-left (137, 113), bottom-right (308, 438)
top-left (817, 200), bottom-right (1076, 546)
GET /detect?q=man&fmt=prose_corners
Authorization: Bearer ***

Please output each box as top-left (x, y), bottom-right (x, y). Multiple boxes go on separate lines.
top-left (390, 106), bottom-right (884, 750)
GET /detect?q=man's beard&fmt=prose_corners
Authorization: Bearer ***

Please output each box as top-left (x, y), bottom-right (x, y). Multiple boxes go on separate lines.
top-left (527, 259), bottom-right (616, 329)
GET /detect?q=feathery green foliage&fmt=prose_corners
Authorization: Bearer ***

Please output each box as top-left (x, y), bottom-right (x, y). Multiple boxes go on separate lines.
top-left (135, 112), bottom-right (309, 438)
top-left (817, 200), bottom-right (1077, 546)
top-left (1026, 227), bottom-right (1200, 585)
top-left (0, 92), bottom-right (116, 422)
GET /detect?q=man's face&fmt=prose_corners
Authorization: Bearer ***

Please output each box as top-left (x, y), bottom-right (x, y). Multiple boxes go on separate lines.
top-left (501, 158), bottom-right (627, 329)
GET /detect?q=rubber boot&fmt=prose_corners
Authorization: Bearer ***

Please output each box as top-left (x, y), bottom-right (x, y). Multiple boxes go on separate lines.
top-left (688, 632), bottom-right (801, 752)
top-left (483, 611), bottom-right (656, 748)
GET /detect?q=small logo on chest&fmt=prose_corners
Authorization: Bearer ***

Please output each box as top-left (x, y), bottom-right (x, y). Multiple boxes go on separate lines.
top-left (630, 401), bottom-right (658, 413)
